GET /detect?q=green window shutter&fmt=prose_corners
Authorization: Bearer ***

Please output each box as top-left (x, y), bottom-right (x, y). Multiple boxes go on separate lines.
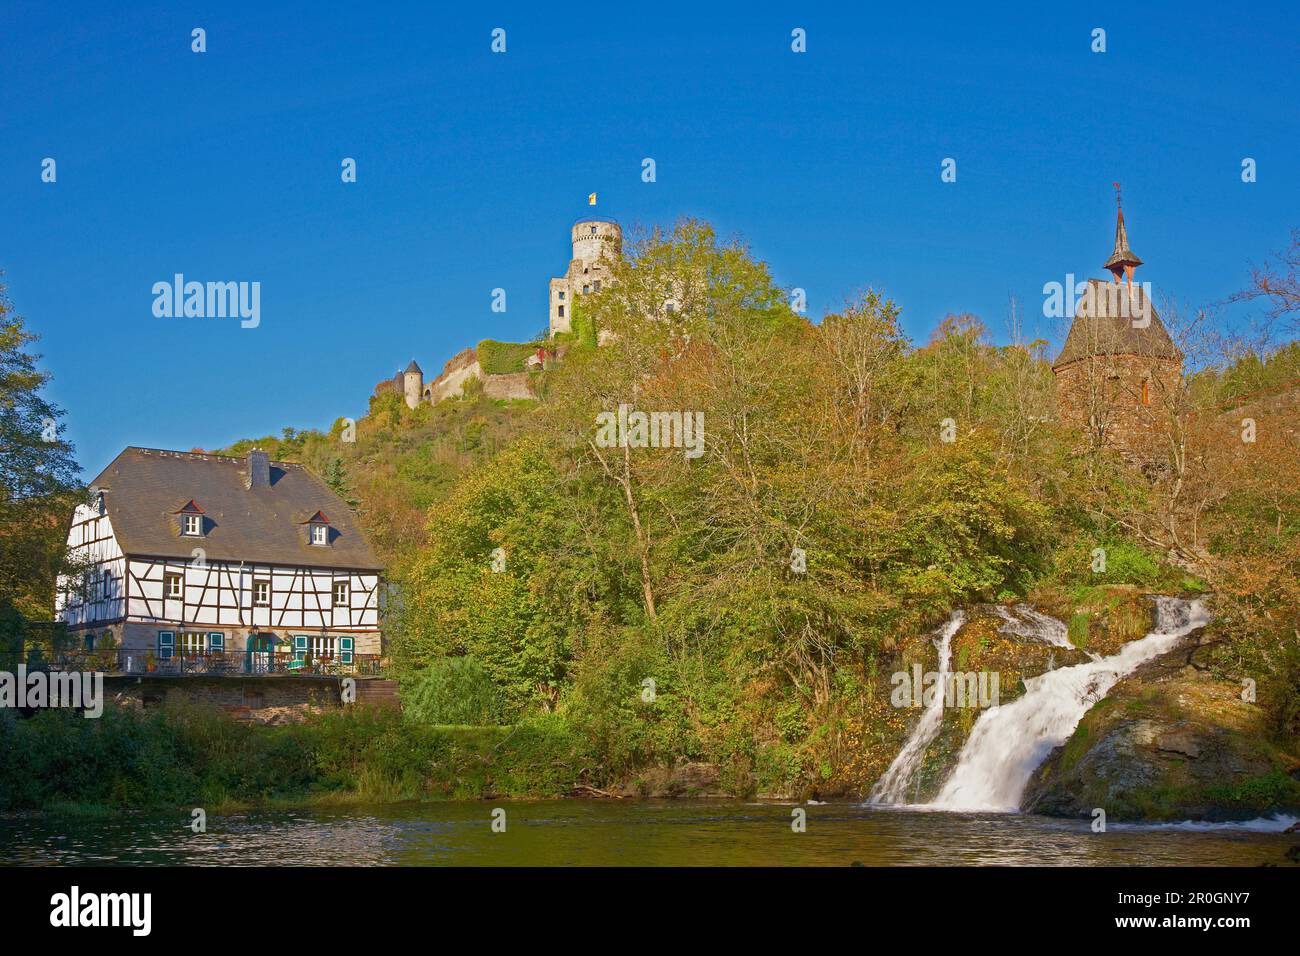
top-left (339, 636), bottom-right (354, 665)
top-left (209, 632), bottom-right (224, 652)
top-left (293, 635), bottom-right (308, 661)
top-left (158, 631), bottom-right (174, 659)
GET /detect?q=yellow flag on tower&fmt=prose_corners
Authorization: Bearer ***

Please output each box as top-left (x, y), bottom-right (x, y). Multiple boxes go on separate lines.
top-left (587, 192), bottom-right (597, 206)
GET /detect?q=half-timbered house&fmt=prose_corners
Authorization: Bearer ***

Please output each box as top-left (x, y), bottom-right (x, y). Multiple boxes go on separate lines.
top-left (55, 447), bottom-right (384, 674)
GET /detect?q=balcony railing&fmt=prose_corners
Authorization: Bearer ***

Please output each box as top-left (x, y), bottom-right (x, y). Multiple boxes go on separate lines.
top-left (38, 648), bottom-right (388, 678)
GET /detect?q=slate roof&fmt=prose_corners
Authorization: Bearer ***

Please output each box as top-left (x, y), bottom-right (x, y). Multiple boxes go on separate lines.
top-left (1053, 279), bottom-right (1183, 369)
top-left (90, 448), bottom-right (382, 570)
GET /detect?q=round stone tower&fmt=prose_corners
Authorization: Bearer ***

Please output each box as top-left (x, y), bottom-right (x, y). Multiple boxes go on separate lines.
top-left (550, 219), bottom-right (623, 336)
top-left (572, 218), bottom-right (622, 263)
top-left (402, 360), bottom-right (423, 410)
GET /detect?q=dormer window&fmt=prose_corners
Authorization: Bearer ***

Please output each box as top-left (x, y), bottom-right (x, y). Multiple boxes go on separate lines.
top-left (175, 500), bottom-right (205, 536)
top-left (303, 510), bottom-right (331, 547)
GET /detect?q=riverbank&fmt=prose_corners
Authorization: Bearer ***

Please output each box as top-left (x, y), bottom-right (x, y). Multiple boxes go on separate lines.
top-left (5, 592), bottom-right (1296, 824)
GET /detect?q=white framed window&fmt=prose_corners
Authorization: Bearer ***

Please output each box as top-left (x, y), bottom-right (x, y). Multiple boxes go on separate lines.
top-left (311, 636), bottom-right (338, 660)
top-left (179, 632), bottom-right (208, 656)
top-left (165, 573), bottom-right (183, 599)
top-left (310, 523), bottom-right (328, 546)
top-left (253, 580), bottom-right (270, 606)
top-left (182, 513), bottom-right (202, 536)
top-left (558, 290), bottom-right (565, 300)
top-left (333, 581), bottom-right (349, 606)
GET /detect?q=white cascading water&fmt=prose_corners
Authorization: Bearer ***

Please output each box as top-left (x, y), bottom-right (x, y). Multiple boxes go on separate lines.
top-left (994, 604), bottom-right (1075, 649)
top-left (868, 611), bottom-right (966, 805)
top-left (928, 597), bottom-right (1209, 812)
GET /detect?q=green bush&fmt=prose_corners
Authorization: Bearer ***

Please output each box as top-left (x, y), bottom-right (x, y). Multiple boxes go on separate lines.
top-left (402, 656), bottom-right (506, 725)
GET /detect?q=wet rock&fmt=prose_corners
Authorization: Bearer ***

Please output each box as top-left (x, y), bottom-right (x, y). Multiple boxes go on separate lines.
top-left (1023, 647), bottom-right (1300, 822)
top-left (627, 761), bottom-right (726, 798)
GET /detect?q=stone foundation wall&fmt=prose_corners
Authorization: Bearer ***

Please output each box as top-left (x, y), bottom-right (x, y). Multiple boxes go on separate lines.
top-left (105, 622), bottom-right (381, 659)
top-left (105, 675), bottom-right (400, 724)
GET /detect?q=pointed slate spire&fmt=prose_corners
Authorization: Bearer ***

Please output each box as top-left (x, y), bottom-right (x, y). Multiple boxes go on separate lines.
top-left (1103, 183), bottom-right (1143, 283)
top-left (405, 359), bottom-right (422, 375)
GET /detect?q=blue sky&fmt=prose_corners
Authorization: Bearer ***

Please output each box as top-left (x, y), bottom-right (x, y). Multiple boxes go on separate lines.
top-left (3, 1), bottom-right (1297, 475)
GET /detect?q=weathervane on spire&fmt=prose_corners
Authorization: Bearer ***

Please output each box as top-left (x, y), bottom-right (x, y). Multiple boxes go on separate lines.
top-left (1104, 182), bottom-right (1142, 284)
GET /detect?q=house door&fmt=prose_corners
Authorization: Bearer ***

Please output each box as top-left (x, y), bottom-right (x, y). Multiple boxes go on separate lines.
top-left (246, 633), bottom-right (275, 674)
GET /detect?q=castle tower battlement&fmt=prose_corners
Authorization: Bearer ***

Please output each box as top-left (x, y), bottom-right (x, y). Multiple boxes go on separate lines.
top-left (549, 217), bottom-right (623, 336)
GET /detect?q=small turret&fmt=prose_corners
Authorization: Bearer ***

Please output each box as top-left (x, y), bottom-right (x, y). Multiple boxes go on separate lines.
top-left (403, 360), bottom-right (423, 410)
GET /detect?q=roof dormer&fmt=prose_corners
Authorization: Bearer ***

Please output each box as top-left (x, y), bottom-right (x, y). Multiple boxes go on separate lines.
top-left (303, 510), bottom-right (331, 546)
top-left (175, 499), bottom-right (206, 537)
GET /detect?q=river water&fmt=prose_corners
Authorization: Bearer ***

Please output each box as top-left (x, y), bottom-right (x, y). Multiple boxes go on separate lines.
top-left (2, 801), bottom-right (1295, 866)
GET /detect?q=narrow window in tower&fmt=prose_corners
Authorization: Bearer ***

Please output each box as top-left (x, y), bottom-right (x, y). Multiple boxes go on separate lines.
top-left (557, 305), bottom-right (564, 318)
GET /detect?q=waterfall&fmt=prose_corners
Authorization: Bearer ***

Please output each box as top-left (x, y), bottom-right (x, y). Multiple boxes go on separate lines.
top-left (868, 610), bottom-right (966, 805)
top-left (994, 604), bottom-right (1073, 649)
top-left (927, 597), bottom-right (1209, 812)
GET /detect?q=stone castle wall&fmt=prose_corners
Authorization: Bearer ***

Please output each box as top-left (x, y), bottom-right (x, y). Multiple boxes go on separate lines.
top-left (1054, 354), bottom-right (1181, 461)
top-left (482, 371), bottom-right (533, 400)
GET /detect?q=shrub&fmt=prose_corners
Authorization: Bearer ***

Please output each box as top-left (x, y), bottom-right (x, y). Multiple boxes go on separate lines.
top-left (402, 656), bottom-right (507, 726)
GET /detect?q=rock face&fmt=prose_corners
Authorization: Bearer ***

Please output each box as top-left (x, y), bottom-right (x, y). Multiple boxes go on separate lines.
top-left (1022, 627), bottom-right (1300, 821)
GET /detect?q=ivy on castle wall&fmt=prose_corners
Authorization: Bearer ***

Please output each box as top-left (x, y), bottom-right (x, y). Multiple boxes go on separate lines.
top-left (477, 339), bottom-right (542, 375)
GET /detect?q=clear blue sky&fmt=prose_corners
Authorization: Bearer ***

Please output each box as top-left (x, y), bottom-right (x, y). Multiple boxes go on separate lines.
top-left (3, 1), bottom-right (1296, 475)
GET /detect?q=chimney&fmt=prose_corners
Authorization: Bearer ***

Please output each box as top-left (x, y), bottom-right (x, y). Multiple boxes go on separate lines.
top-left (246, 449), bottom-right (271, 490)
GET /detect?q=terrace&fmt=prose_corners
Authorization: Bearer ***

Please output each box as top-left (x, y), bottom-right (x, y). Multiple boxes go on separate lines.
top-left (31, 647), bottom-right (389, 678)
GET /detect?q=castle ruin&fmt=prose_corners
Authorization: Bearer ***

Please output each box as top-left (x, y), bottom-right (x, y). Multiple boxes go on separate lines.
top-left (548, 218), bottom-right (623, 336)
top-left (376, 217), bottom-right (623, 408)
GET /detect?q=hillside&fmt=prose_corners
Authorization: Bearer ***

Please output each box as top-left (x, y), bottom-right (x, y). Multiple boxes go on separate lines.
top-left (204, 219), bottom-right (1300, 810)
top-left (211, 386), bottom-right (538, 569)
